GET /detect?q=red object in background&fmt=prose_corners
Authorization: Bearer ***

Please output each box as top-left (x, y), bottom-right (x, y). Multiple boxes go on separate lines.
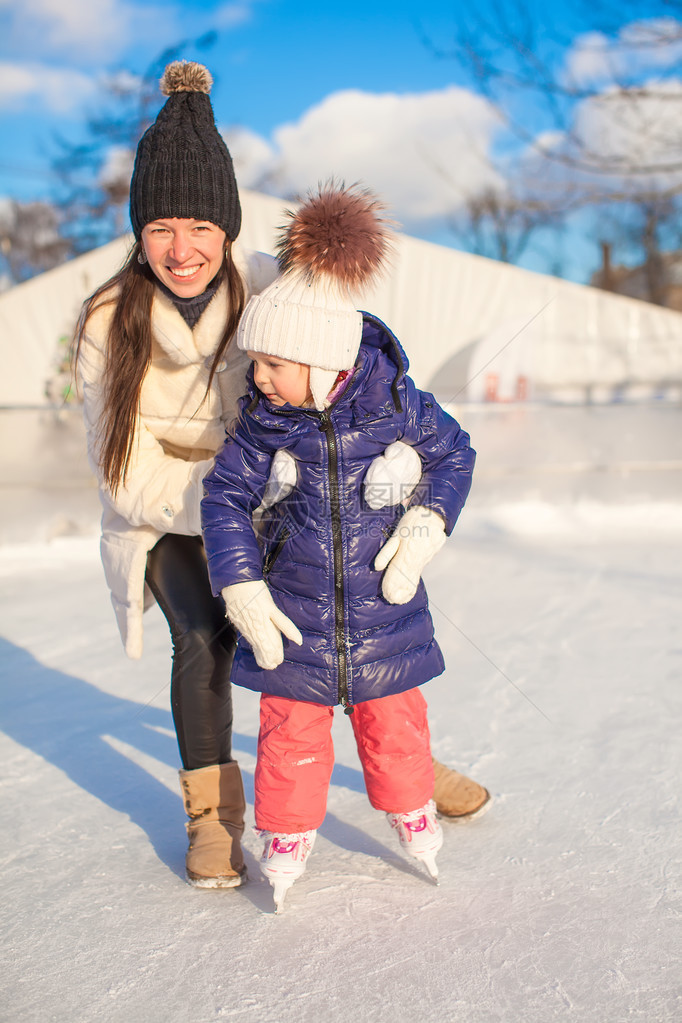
top-left (485, 373), bottom-right (499, 401)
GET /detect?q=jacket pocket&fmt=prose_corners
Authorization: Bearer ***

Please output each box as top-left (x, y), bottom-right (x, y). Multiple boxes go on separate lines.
top-left (263, 527), bottom-right (290, 576)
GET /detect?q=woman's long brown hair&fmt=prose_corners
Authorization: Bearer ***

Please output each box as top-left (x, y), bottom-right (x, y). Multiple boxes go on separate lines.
top-left (74, 240), bottom-right (245, 496)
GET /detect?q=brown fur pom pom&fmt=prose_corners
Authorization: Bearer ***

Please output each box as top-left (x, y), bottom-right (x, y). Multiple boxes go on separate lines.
top-left (160, 61), bottom-right (213, 96)
top-left (277, 182), bottom-right (393, 291)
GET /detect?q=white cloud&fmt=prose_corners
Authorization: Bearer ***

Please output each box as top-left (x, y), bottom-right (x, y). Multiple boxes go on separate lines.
top-left (0, 0), bottom-right (180, 63)
top-left (225, 125), bottom-right (276, 188)
top-left (0, 61), bottom-right (96, 113)
top-left (565, 18), bottom-right (682, 88)
top-left (226, 87), bottom-right (503, 230)
top-left (515, 78), bottom-right (682, 202)
top-left (214, 1), bottom-right (260, 30)
top-left (0, 0), bottom-right (263, 63)
top-left (564, 32), bottom-right (613, 87)
top-left (2, 0), bottom-right (132, 59)
top-left (98, 145), bottom-right (135, 189)
top-left (573, 78), bottom-right (682, 189)
top-left (101, 70), bottom-right (143, 95)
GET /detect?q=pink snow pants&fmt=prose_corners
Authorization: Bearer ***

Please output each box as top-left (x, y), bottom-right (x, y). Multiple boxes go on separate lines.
top-left (254, 688), bottom-right (434, 832)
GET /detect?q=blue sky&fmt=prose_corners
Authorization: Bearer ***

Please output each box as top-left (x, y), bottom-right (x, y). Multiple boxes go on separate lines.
top-left (0, 2), bottom-right (478, 191)
top-left (1, 0), bottom-right (680, 282)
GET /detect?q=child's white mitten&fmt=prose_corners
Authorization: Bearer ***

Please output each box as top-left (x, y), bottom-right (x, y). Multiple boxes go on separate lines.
top-left (374, 506), bottom-right (447, 604)
top-left (222, 580), bottom-right (302, 670)
top-left (364, 441), bottom-right (422, 509)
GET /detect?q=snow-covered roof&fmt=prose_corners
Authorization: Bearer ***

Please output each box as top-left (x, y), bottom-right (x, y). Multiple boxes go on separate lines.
top-left (1, 188), bottom-right (681, 407)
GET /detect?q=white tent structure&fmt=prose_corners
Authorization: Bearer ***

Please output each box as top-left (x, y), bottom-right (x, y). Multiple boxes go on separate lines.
top-left (1, 188), bottom-right (681, 408)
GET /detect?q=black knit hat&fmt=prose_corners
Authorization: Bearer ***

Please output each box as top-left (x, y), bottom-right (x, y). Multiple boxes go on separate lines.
top-left (129, 61), bottom-right (242, 241)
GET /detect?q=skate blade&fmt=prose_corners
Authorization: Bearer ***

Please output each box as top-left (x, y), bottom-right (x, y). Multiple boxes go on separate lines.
top-left (416, 852), bottom-right (440, 884)
top-left (271, 878), bottom-right (294, 913)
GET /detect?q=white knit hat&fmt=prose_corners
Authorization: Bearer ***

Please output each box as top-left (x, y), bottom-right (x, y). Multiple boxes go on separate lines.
top-left (237, 182), bottom-right (392, 409)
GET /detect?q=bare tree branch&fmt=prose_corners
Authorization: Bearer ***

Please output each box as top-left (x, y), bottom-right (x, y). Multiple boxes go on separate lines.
top-left (419, 0), bottom-right (682, 303)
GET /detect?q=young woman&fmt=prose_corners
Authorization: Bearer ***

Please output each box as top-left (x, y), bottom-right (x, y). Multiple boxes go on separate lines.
top-left (76, 61), bottom-right (489, 892)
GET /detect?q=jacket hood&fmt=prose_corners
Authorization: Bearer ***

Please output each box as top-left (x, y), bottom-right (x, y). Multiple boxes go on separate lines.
top-left (359, 312), bottom-right (409, 375)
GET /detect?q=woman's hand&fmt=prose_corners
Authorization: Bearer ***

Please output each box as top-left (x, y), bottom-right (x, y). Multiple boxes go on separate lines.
top-left (364, 441), bottom-right (421, 509)
top-left (258, 448), bottom-right (298, 511)
top-left (255, 441), bottom-right (421, 518)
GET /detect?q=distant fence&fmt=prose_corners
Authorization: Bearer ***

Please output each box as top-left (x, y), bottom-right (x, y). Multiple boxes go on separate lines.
top-left (444, 401), bottom-right (682, 507)
top-left (1, 403), bottom-right (681, 545)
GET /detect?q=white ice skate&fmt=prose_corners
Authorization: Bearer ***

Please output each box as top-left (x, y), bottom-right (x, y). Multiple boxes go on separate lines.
top-left (258, 830), bottom-right (317, 913)
top-left (387, 799), bottom-right (443, 883)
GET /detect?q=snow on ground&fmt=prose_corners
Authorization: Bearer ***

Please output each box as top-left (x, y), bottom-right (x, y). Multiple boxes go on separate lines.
top-left (1, 408), bottom-right (682, 1023)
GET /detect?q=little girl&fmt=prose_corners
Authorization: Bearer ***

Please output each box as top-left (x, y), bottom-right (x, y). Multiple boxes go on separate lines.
top-left (201, 183), bottom-right (476, 912)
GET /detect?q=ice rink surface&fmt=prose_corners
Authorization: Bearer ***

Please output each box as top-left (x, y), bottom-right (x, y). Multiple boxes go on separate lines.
top-left (1, 404), bottom-right (680, 1023)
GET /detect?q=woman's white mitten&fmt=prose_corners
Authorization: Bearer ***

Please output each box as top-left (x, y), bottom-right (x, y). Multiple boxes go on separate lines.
top-left (374, 506), bottom-right (447, 604)
top-left (364, 441), bottom-right (422, 510)
top-left (260, 449), bottom-right (297, 510)
top-left (222, 580), bottom-right (302, 670)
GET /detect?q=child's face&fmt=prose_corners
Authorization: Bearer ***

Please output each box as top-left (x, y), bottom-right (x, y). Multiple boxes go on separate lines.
top-left (248, 352), bottom-right (312, 408)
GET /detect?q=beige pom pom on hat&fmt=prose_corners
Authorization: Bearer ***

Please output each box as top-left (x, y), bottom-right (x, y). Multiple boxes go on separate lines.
top-left (237, 182), bottom-right (393, 409)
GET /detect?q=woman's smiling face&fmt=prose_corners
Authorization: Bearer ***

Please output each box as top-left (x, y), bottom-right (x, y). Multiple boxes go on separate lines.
top-left (141, 218), bottom-right (226, 297)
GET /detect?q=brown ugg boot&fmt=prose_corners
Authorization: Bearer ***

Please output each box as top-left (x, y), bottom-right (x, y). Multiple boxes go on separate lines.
top-left (179, 762), bottom-right (247, 888)
top-left (432, 758), bottom-right (491, 820)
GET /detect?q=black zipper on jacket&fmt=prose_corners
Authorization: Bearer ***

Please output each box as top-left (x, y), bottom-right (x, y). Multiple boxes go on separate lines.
top-left (319, 410), bottom-right (352, 713)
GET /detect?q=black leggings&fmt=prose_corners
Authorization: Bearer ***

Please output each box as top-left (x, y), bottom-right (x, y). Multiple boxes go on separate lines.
top-left (145, 533), bottom-right (236, 770)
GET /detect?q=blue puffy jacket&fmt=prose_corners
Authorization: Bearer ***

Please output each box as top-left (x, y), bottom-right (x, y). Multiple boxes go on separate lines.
top-left (202, 314), bottom-right (475, 708)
